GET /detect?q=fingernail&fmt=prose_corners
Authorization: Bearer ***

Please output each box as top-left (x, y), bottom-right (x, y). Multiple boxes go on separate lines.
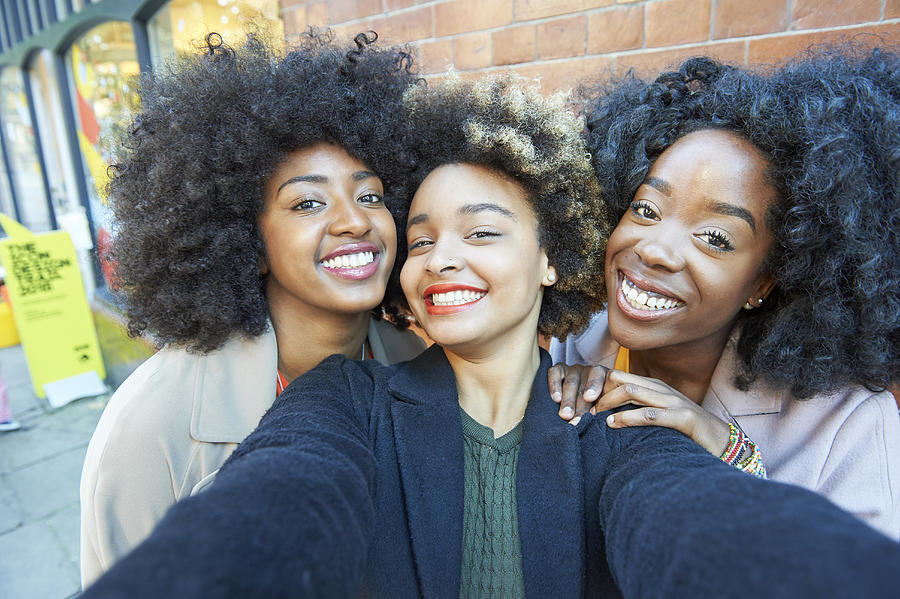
top-left (552, 391), bottom-right (562, 402)
top-left (570, 416), bottom-right (581, 426)
top-left (584, 389), bottom-right (598, 400)
top-left (606, 414), bottom-right (615, 426)
top-left (561, 406), bottom-right (574, 419)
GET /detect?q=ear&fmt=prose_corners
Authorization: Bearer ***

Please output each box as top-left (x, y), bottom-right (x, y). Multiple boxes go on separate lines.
top-left (753, 273), bottom-right (775, 302)
top-left (258, 253), bottom-right (269, 276)
top-left (542, 264), bottom-right (558, 288)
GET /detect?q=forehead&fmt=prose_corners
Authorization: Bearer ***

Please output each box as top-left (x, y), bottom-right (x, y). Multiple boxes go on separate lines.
top-left (410, 163), bottom-right (533, 219)
top-left (649, 130), bottom-right (775, 209)
top-left (271, 142), bottom-right (374, 179)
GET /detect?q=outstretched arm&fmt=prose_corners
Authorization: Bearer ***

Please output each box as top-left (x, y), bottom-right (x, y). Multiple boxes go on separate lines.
top-left (82, 356), bottom-right (378, 599)
top-left (591, 418), bottom-right (900, 598)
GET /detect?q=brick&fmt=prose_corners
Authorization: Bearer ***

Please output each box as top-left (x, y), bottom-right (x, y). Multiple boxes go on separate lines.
top-left (791, 0), bottom-right (881, 30)
top-left (385, 0), bottom-right (418, 9)
top-left (614, 41), bottom-right (746, 78)
top-left (888, 0), bottom-right (900, 19)
top-left (453, 33), bottom-right (492, 70)
top-left (747, 23), bottom-right (900, 66)
top-left (615, 0), bottom-right (643, 3)
top-left (434, 0), bottom-right (513, 37)
top-left (328, 0), bottom-right (359, 24)
top-left (358, 0), bottom-right (384, 19)
top-left (514, 0), bottom-right (612, 22)
top-left (330, 21), bottom-right (375, 44)
top-left (714, 0), bottom-right (789, 39)
top-left (282, 6), bottom-right (307, 37)
top-left (492, 24), bottom-right (536, 65)
top-left (509, 55), bottom-right (614, 94)
top-left (280, 0), bottom-right (305, 7)
top-left (307, 2), bottom-right (329, 27)
top-left (370, 6), bottom-right (432, 43)
top-left (588, 5), bottom-right (643, 54)
top-left (417, 38), bottom-right (454, 75)
top-left (537, 15), bottom-right (587, 59)
top-left (646, 0), bottom-right (711, 48)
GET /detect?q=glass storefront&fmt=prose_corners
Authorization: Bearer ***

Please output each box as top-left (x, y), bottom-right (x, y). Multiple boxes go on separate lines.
top-left (148, 0), bottom-right (284, 66)
top-left (66, 21), bottom-right (140, 288)
top-left (0, 66), bottom-right (53, 232)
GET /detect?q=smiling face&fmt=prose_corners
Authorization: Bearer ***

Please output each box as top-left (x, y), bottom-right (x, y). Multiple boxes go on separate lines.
top-left (258, 142), bottom-right (397, 320)
top-left (605, 129), bottom-right (776, 356)
top-left (401, 163), bottom-right (556, 355)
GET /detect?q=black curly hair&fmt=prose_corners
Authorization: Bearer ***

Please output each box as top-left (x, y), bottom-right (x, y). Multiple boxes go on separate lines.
top-left (583, 45), bottom-right (900, 398)
top-left (108, 30), bottom-right (419, 353)
top-left (399, 75), bottom-right (611, 338)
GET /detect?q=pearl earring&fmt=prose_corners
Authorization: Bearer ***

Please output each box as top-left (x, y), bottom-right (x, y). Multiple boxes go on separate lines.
top-left (546, 272), bottom-right (557, 284)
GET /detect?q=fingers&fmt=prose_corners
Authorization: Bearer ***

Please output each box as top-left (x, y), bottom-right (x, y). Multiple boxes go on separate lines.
top-left (548, 363), bottom-right (565, 403)
top-left (579, 365), bottom-right (611, 403)
top-left (605, 405), bottom-right (694, 436)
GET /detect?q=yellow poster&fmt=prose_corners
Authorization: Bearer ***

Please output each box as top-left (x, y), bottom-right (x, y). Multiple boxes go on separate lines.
top-left (0, 215), bottom-right (105, 398)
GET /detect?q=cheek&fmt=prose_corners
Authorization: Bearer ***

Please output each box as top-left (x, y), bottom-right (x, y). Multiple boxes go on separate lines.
top-left (374, 211), bottom-right (398, 259)
top-left (399, 259), bottom-right (419, 302)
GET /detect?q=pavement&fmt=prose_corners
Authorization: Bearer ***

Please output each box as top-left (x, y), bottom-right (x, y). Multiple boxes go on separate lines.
top-left (0, 342), bottom-right (112, 599)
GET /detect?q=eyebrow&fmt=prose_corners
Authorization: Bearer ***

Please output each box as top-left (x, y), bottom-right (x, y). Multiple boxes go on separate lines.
top-left (644, 177), bottom-right (672, 196)
top-left (406, 202), bottom-right (517, 228)
top-left (644, 177), bottom-right (757, 232)
top-left (708, 201), bottom-right (757, 232)
top-left (276, 170), bottom-right (379, 194)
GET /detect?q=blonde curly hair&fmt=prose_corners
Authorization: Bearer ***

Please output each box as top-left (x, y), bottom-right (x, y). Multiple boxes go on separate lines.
top-left (399, 74), bottom-right (610, 337)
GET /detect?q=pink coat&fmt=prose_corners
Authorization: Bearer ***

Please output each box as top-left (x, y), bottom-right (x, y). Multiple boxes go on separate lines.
top-left (550, 311), bottom-right (900, 539)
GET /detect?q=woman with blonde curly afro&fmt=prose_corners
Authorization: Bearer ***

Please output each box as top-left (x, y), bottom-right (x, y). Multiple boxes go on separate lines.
top-left (83, 72), bottom-right (900, 599)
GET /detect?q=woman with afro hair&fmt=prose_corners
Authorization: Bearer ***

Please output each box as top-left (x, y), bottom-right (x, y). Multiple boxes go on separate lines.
top-left (79, 30), bottom-right (426, 586)
top-left (81, 73), bottom-right (900, 599)
top-left (550, 46), bottom-right (900, 538)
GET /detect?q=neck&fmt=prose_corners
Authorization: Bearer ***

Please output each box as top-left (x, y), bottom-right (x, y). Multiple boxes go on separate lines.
top-left (445, 331), bottom-right (541, 437)
top-left (628, 331), bottom-right (732, 404)
top-left (268, 292), bottom-right (370, 383)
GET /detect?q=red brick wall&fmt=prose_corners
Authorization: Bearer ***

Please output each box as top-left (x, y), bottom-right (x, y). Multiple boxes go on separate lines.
top-left (280, 0), bottom-right (899, 92)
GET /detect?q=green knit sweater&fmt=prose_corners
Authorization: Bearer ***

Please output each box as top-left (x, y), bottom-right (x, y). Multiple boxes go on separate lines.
top-left (459, 407), bottom-right (525, 599)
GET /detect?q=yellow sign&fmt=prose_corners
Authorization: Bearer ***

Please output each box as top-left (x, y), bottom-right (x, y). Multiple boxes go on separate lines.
top-left (0, 215), bottom-right (105, 398)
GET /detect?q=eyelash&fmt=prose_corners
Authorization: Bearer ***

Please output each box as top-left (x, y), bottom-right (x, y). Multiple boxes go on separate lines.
top-left (696, 229), bottom-right (734, 252)
top-left (631, 200), bottom-right (659, 220)
top-left (467, 228), bottom-right (501, 240)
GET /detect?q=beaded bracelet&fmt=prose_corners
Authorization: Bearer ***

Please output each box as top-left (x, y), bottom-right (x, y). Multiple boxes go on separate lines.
top-left (719, 423), bottom-right (767, 478)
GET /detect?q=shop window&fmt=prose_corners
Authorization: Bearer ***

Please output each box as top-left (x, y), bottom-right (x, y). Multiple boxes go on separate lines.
top-left (66, 21), bottom-right (139, 288)
top-left (148, 0), bottom-right (283, 67)
top-left (0, 66), bottom-right (52, 232)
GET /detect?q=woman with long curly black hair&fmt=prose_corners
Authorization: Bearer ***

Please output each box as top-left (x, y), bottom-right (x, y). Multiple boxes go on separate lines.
top-left (79, 30), bottom-right (426, 586)
top-left (550, 46), bottom-right (900, 537)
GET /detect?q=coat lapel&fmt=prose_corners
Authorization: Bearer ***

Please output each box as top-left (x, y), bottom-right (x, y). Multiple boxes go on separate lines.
top-left (388, 346), bottom-right (464, 599)
top-left (516, 350), bottom-right (585, 598)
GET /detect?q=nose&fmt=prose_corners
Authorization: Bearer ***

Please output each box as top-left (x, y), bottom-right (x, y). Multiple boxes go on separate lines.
top-left (424, 238), bottom-right (463, 275)
top-left (633, 234), bottom-right (685, 272)
top-left (328, 197), bottom-right (372, 238)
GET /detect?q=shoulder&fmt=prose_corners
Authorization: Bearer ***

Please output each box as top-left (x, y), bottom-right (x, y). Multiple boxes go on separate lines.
top-left (368, 317), bottom-right (427, 365)
top-left (549, 310), bottom-right (617, 366)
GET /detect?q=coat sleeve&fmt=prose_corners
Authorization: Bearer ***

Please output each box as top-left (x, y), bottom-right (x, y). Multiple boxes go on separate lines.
top-left (79, 370), bottom-right (183, 587)
top-left (81, 355), bottom-right (379, 599)
top-left (590, 417), bottom-right (900, 598)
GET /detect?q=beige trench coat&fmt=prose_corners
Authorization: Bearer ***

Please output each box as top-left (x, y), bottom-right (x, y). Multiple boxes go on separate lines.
top-left (80, 319), bottom-right (425, 587)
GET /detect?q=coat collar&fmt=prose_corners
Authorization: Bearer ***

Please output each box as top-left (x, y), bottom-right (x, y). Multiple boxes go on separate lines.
top-left (570, 311), bottom-right (785, 419)
top-left (387, 345), bottom-right (584, 598)
top-left (190, 326), bottom-right (279, 444)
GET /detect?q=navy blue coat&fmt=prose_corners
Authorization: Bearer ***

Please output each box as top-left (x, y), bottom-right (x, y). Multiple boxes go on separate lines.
top-left (84, 346), bottom-right (900, 598)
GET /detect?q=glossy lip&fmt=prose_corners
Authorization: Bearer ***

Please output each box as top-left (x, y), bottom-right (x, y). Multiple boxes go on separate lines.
top-left (423, 283), bottom-right (487, 315)
top-left (319, 241), bottom-right (381, 281)
top-left (614, 269), bottom-right (685, 322)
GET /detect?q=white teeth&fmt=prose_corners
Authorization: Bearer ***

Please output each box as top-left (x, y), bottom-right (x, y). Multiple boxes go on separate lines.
top-left (431, 289), bottom-right (486, 306)
top-left (321, 251), bottom-right (375, 269)
top-left (621, 276), bottom-right (681, 312)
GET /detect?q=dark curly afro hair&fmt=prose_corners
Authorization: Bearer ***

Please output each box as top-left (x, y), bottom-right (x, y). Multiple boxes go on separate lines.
top-left (108, 30), bottom-right (419, 353)
top-left (583, 45), bottom-right (900, 398)
top-left (399, 75), bottom-right (611, 338)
